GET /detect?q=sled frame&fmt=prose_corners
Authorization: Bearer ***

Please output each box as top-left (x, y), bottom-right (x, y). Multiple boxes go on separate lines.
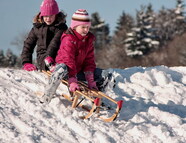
top-left (42, 70), bottom-right (123, 122)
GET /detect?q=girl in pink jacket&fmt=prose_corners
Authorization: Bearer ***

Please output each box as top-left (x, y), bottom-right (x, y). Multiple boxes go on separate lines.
top-left (40, 9), bottom-right (113, 103)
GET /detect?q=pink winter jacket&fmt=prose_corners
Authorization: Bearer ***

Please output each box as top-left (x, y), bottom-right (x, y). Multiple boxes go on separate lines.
top-left (55, 28), bottom-right (96, 77)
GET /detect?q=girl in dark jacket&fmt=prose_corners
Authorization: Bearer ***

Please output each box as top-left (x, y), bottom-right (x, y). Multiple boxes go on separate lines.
top-left (21, 0), bottom-right (68, 71)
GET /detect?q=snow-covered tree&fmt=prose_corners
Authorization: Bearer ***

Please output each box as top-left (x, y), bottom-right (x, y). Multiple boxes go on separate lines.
top-left (90, 12), bottom-right (110, 50)
top-left (113, 11), bottom-right (134, 47)
top-left (125, 4), bottom-right (159, 57)
top-left (174, 0), bottom-right (186, 34)
top-left (156, 0), bottom-right (186, 45)
top-left (5, 49), bottom-right (17, 67)
top-left (175, 0), bottom-right (185, 20)
top-left (155, 8), bottom-right (175, 45)
top-left (0, 50), bottom-right (5, 67)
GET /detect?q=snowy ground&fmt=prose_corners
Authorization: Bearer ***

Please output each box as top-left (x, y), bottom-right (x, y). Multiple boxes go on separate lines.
top-left (0, 66), bottom-right (185, 143)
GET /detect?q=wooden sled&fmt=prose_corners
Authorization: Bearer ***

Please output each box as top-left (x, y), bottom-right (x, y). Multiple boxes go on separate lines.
top-left (42, 70), bottom-right (123, 122)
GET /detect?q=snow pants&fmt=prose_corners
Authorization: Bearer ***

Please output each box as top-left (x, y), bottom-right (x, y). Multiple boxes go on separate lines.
top-left (44, 63), bottom-right (112, 97)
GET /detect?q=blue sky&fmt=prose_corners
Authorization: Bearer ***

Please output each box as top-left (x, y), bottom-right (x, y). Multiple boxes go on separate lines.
top-left (0, 0), bottom-right (179, 55)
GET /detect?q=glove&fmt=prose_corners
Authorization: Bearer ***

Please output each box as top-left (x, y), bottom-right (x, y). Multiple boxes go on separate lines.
top-left (68, 77), bottom-right (80, 92)
top-left (44, 56), bottom-right (56, 72)
top-left (85, 71), bottom-right (98, 90)
top-left (23, 63), bottom-right (37, 71)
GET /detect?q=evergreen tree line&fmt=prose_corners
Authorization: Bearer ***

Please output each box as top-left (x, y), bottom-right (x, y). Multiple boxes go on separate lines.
top-left (92, 0), bottom-right (186, 68)
top-left (1, 0), bottom-right (186, 69)
top-left (0, 49), bottom-right (21, 68)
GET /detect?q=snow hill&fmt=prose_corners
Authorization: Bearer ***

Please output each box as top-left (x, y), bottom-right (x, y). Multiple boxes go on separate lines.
top-left (0, 66), bottom-right (186, 143)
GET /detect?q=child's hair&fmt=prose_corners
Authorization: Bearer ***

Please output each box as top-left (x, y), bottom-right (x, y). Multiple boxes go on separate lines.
top-left (70, 9), bottom-right (91, 29)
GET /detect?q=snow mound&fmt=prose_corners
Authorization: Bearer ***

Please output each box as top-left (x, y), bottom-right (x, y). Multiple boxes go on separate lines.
top-left (0, 66), bottom-right (185, 143)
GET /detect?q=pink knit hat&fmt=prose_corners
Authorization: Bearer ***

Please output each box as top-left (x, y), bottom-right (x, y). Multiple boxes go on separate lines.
top-left (70, 9), bottom-right (91, 29)
top-left (40, 0), bottom-right (59, 16)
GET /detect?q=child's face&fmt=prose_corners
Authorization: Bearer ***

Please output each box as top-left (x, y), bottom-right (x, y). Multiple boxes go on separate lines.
top-left (43, 15), bottom-right (56, 25)
top-left (75, 24), bottom-right (90, 36)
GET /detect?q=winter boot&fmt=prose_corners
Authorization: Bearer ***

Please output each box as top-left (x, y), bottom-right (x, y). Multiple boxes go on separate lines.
top-left (40, 63), bottom-right (68, 104)
top-left (97, 70), bottom-right (116, 92)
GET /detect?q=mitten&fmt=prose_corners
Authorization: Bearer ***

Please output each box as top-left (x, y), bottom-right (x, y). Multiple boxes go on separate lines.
top-left (23, 63), bottom-right (37, 71)
top-left (44, 56), bottom-right (56, 72)
top-left (85, 71), bottom-right (98, 90)
top-left (68, 77), bottom-right (80, 92)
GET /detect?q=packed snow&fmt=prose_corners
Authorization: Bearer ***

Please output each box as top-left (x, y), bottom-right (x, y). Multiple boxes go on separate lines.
top-left (0, 66), bottom-right (186, 143)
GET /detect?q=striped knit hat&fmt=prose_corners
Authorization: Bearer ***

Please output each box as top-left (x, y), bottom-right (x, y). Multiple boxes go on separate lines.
top-left (70, 9), bottom-right (91, 29)
top-left (40, 0), bottom-right (59, 17)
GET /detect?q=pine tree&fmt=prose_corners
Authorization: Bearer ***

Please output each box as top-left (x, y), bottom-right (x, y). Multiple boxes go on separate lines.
top-left (156, 0), bottom-right (186, 46)
top-left (0, 50), bottom-right (5, 67)
top-left (175, 0), bottom-right (185, 20)
top-left (124, 4), bottom-right (159, 57)
top-left (4, 49), bottom-right (17, 67)
top-left (113, 11), bottom-right (134, 47)
top-left (90, 12), bottom-right (110, 51)
top-left (156, 8), bottom-right (173, 45)
top-left (174, 0), bottom-right (186, 34)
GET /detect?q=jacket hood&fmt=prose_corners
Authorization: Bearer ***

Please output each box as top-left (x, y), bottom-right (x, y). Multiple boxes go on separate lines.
top-left (33, 11), bottom-right (66, 28)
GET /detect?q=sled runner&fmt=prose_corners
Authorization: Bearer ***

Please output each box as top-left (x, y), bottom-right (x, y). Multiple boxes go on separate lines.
top-left (41, 70), bottom-right (123, 122)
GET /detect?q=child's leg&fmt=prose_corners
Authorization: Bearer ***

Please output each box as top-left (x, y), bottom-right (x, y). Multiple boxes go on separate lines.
top-left (76, 69), bottom-right (103, 82)
top-left (40, 63), bottom-right (68, 103)
top-left (94, 68), bottom-right (114, 91)
top-left (76, 68), bottom-right (114, 91)
top-left (76, 71), bottom-right (86, 81)
top-left (76, 68), bottom-right (104, 82)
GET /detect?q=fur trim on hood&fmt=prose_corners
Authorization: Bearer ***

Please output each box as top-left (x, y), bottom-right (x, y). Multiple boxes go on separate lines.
top-left (33, 11), bottom-right (66, 27)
